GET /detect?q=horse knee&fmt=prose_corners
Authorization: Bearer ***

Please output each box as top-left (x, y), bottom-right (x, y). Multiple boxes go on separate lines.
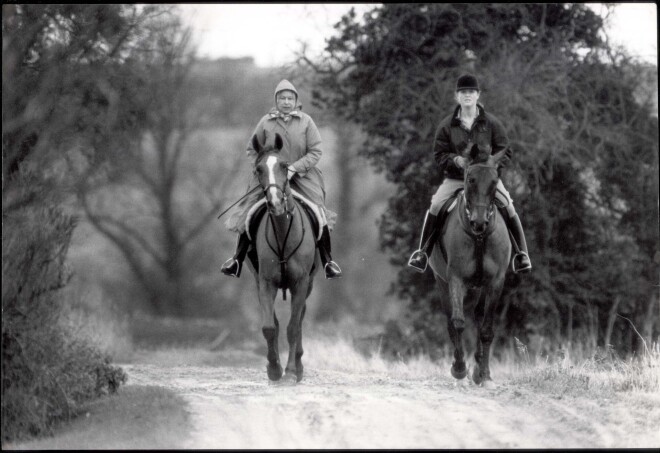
top-left (262, 326), bottom-right (277, 342)
top-left (480, 329), bottom-right (494, 344)
top-left (451, 317), bottom-right (465, 333)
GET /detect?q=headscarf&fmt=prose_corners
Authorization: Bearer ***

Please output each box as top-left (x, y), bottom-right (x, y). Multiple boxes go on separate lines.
top-left (270, 79), bottom-right (301, 122)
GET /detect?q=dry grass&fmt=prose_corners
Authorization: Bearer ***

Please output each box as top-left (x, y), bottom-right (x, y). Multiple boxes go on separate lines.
top-left (303, 322), bottom-right (660, 395)
top-left (498, 339), bottom-right (660, 396)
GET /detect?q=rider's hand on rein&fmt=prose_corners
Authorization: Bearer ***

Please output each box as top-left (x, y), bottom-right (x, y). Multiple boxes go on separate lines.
top-left (287, 166), bottom-right (296, 180)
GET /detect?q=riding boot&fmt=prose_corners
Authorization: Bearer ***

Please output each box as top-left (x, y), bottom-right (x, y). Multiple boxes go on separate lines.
top-left (221, 232), bottom-right (250, 278)
top-left (318, 226), bottom-right (342, 279)
top-left (501, 206), bottom-right (532, 274)
top-left (407, 210), bottom-right (438, 273)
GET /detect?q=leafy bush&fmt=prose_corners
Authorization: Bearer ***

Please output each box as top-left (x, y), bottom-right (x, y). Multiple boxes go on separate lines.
top-left (2, 203), bottom-right (126, 442)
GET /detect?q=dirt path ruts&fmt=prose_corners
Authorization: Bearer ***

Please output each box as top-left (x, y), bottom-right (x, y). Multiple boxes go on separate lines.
top-left (121, 357), bottom-right (655, 449)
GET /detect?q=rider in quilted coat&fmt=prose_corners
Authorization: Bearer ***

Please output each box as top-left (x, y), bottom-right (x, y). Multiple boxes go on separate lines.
top-left (221, 79), bottom-right (342, 279)
top-left (408, 74), bottom-right (532, 274)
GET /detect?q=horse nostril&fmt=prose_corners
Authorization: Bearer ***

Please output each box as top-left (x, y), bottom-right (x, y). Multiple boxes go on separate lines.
top-left (471, 221), bottom-right (487, 233)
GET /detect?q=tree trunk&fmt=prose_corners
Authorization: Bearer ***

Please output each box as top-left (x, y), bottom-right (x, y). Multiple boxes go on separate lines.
top-left (603, 296), bottom-right (621, 350)
top-left (566, 302), bottom-right (573, 349)
top-left (641, 289), bottom-right (658, 347)
top-left (315, 120), bottom-right (356, 322)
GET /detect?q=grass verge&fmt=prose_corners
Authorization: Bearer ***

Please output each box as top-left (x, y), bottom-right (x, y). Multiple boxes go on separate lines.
top-left (2, 385), bottom-right (192, 450)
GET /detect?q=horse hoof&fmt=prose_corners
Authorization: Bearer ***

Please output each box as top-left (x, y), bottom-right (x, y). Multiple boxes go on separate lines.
top-left (482, 379), bottom-right (497, 390)
top-left (296, 367), bottom-right (304, 383)
top-left (451, 364), bottom-right (468, 380)
top-left (472, 364), bottom-right (483, 385)
top-left (280, 373), bottom-right (298, 385)
top-left (267, 364), bottom-right (283, 381)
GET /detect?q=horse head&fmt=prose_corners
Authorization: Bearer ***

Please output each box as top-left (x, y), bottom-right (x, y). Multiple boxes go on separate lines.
top-left (463, 143), bottom-right (511, 235)
top-left (253, 133), bottom-right (290, 217)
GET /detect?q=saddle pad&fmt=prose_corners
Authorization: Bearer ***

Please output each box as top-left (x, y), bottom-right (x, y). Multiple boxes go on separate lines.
top-left (245, 191), bottom-right (324, 241)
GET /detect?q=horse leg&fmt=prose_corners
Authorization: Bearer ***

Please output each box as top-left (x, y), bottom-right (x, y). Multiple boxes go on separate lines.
top-left (472, 291), bottom-right (487, 385)
top-left (295, 303), bottom-right (307, 382)
top-left (474, 283), bottom-right (503, 388)
top-left (259, 280), bottom-right (282, 381)
top-left (282, 277), bottom-right (309, 384)
top-left (448, 276), bottom-right (468, 380)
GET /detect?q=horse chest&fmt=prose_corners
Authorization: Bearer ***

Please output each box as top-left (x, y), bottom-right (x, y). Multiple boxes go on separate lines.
top-left (446, 235), bottom-right (496, 284)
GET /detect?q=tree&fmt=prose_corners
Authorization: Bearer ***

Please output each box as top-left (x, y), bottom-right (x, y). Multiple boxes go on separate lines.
top-left (77, 14), bottom-right (243, 316)
top-left (2, 4), bottom-right (170, 439)
top-left (309, 3), bottom-right (658, 355)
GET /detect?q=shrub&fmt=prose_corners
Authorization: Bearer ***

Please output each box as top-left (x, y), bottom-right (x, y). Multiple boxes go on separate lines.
top-left (2, 203), bottom-right (126, 442)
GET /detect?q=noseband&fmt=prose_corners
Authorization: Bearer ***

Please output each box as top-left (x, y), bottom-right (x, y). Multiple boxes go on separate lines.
top-left (463, 198), bottom-right (495, 223)
top-left (263, 181), bottom-right (292, 215)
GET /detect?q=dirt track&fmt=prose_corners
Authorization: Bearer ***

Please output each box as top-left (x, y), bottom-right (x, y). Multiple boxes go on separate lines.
top-left (121, 349), bottom-right (659, 449)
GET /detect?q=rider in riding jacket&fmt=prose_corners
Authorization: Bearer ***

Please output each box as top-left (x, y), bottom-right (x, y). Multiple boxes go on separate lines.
top-left (408, 74), bottom-right (532, 274)
top-left (221, 79), bottom-right (343, 279)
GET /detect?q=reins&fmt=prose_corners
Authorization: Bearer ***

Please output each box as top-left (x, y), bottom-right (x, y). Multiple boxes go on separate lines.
top-left (460, 162), bottom-right (499, 285)
top-left (216, 186), bottom-right (262, 219)
top-left (456, 193), bottom-right (490, 284)
top-left (264, 187), bottom-right (306, 301)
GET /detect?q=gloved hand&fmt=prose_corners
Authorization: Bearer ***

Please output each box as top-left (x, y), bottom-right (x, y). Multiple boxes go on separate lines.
top-left (454, 156), bottom-right (467, 169)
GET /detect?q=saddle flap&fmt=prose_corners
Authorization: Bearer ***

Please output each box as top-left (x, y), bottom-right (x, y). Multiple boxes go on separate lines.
top-left (291, 190), bottom-right (323, 241)
top-left (245, 199), bottom-right (268, 240)
top-left (244, 192), bottom-right (323, 241)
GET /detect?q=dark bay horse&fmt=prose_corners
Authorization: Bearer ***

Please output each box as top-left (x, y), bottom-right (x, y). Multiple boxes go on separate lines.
top-left (246, 133), bottom-right (319, 384)
top-left (428, 144), bottom-right (512, 388)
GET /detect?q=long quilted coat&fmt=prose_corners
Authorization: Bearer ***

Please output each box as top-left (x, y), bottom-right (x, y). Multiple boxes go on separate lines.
top-left (224, 80), bottom-right (336, 233)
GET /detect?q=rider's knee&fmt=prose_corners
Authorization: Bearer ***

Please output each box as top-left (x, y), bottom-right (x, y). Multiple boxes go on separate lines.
top-left (429, 201), bottom-right (443, 216)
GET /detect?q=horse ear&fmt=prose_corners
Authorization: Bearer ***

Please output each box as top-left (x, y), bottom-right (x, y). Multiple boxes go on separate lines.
top-left (251, 134), bottom-right (262, 154)
top-left (274, 133), bottom-right (283, 151)
top-left (492, 147), bottom-right (512, 168)
top-left (468, 143), bottom-right (480, 161)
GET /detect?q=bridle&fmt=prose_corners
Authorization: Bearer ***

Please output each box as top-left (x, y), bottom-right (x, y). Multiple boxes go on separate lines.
top-left (259, 164), bottom-right (306, 301)
top-left (457, 162), bottom-right (499, 285)
top-left (262, 181), bottom-right (293, 217)
top-left (463, 162), bottom-right (497, 232)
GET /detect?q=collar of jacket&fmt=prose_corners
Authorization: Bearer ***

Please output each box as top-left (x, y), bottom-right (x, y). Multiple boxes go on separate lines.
top-left (451, 103), bottom-right (486, 127)
top-left (268, 107), bottom-right (302, 121)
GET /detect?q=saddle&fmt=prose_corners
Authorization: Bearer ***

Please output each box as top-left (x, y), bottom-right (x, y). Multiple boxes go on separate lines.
top-left (244, 192), bottom-right (322, 273)
top-left (436, 189), bottom-right (461, 263)
top-left (245, 191), bottom-right (322, 241)
top-left (436, 188), bottom-right (510, 263)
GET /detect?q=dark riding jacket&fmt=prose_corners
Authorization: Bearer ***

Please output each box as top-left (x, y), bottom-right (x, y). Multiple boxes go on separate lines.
top-left (433, 104), bottom-right (509, 181)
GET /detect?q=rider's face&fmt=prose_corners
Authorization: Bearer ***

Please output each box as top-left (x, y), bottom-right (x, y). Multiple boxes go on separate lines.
top-left (456, 89), bottom-right (480, 108)
top-left (276, 90), bottom-right (296, 113)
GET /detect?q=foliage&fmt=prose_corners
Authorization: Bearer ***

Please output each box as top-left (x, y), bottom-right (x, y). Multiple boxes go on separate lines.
top-left (1, 4), bottom-right (171, 441)
top-left (2, 203), bottom-right (126, 441)
top-left (76, 12), bottom-right (239, 316)
top-left (309, 3), bottom-right (659, 355)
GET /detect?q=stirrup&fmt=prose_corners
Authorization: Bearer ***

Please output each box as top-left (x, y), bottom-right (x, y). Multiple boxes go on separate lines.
top-left (324, 261), bottom-right (342, 279)
top-left (408, 250), bottom-right (428, 273)
top-left (511, 252), bottom-right (532, 274)
top-left (221, 258), bottom-right (242, 278)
